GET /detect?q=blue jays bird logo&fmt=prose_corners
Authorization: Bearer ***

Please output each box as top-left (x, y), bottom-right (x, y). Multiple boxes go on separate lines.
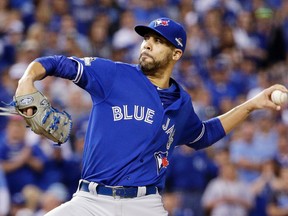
top-left (154, 19), bottom-right (170, 27)
top-left (154, 151), bottom-right (169, 174)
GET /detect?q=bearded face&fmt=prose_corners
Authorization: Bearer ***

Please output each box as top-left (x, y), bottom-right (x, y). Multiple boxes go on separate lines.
top-left (139, 51), bottom-right (173, 76)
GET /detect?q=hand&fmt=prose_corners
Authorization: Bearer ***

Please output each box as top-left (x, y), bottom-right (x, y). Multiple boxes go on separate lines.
top-left (15, 63), bottom-right (41, 116)
top-left (15, 76), bottom-right (37, 117)
top-left (247, 84), bottom-right (288, 111)
top-left (22, 108), bottom-right (34, 116)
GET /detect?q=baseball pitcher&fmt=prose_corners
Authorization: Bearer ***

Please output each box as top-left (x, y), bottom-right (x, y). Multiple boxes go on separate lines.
top-left (14, 17), bottom-right (288, 216)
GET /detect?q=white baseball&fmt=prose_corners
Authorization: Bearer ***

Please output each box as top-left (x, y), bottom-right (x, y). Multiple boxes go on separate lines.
top-left (271, 90), bottom-right (288, 105)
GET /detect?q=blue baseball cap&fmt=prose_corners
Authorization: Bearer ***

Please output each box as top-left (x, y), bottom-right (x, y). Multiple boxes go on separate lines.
top-left (135, 17), bottom-right (187, 52)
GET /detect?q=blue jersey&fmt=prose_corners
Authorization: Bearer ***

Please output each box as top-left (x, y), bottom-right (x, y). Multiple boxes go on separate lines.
top-left (36, 55), bottom-right (225, 190)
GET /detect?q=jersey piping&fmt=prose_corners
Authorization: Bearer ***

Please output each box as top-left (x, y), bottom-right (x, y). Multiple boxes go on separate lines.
top-left (69, 57), bottom-right (83, 83)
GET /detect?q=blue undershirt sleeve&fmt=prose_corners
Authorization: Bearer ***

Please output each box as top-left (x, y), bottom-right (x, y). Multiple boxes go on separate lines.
top-left (187, 117), bottom-right (226, 150)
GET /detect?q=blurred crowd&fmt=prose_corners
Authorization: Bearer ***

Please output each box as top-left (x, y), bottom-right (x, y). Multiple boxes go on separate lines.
top-left (0, 0), bottom-right (287, 216)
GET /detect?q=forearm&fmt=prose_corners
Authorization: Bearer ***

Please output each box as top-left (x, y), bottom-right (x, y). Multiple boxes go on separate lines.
top-left (218, 84), bottom-right (288, 134)
top-left (15, 61), bottom-right (46, 96)
top-left (218, 100), bottom-right (254, 134)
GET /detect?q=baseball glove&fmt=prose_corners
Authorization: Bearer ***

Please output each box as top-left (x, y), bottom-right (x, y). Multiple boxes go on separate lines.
top-left (12, 91), bottom-right (72, 145)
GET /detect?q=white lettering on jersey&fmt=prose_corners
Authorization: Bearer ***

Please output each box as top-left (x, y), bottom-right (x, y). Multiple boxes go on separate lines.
top-left (162, 118), bottom-right (170, 131)
top-left (134, 105), bottom-right (144, 120)
top-left (112, 106), bottom-right (123, 121)
top-left (123, 105), bottom-right (133, 120)
top-left (112, 105), bottom-right (155, 124)
top-left (162, 118), bottom-right (176, 150)
top-left (165, 125), bottom-right (176, 150)
top-left (144, 108), bottom-right (155, 124)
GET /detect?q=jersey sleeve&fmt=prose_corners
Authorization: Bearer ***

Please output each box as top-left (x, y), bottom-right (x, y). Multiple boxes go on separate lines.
top-left (179, 103), bottom-right (226, 150)
top-left (35, 55), bottom-right (117, 101)
top-left (35, 55), bottom-right (78, 80)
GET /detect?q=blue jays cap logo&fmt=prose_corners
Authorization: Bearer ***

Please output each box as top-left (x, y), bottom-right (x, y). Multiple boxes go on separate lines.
top-left (154, 19), bottom-right (170, 27)
top-left (135, 17), bottom-right (187, 52)
top-left (154, 151), bottom-right (169, 174)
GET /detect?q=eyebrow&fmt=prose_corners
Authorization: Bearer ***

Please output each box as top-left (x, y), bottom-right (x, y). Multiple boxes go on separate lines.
top-left (143, 32), bottom-right (175, 48)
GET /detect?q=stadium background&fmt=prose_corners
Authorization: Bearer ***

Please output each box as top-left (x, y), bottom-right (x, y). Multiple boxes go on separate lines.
top-left (0, 0), bottom-right (287, 216)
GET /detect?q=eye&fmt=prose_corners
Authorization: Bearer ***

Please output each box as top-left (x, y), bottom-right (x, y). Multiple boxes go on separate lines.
top-left (143, 35), bottom-right (150, 41)
top-left (155, 37), bottom-right (163, 43)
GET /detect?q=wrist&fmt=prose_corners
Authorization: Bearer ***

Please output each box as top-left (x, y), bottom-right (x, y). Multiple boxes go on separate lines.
top-left (16, 77), bottom-right (37, 96)
top-left (240, 100), bottom-right (255, 114)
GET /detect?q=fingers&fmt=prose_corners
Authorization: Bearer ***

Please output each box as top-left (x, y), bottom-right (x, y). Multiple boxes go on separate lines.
top-left (22, 108), bottom-right (34, 116)
top-left (267, 84), bottom-right (288, 109)
top-left (269, 84), bottom-right (288, 93)
top-left (267, 100), bottom-right (282, 111)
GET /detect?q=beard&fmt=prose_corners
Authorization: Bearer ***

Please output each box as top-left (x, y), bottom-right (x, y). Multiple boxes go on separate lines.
top-left (139, 52), bottom-right (172, 76)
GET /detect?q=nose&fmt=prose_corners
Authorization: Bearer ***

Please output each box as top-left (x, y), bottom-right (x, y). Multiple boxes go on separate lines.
top-left (143, 38), bottom-right (152, 51)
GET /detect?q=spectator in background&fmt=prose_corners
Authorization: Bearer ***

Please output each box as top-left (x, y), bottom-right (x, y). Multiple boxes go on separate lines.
top-left (57, 14), bottom-right (90, 56)
top-left (42, 27), bottom-right (60, 56)
top-left (172, 55), bottom-right (202, 90)
top-left (36, 136), bottom-right (80, 198)
top-left (0, 9), bottom-right (25, 70)
top-left (87, 14), bottom-right (112, 58)
top-left (250, 159), bottom-right (280, 216)
top-left (70, 0), bottom-right (97, 35)
top-left (279, 0), bottom-right (288, 56)
top-left (0, 165), bottom-right (9, 216)
top-left (21, 184), bottom-right (42, 215)
top-left (0, 115), bottom-right (45, 196)
top-left (0, 0), bottom-right (10, 35)
top-left (246, 71), bottom-right (270, 100)
top-left (217, 24), bottom-right (241, 65)
top-left (232, 10), bottom-right (267, 66)
top-left (25, 23), bottom-right (46, 55)
top-left (36, 138), bottom-right (69, 188)
top-left (230, 120), bottom-right (262, 182)
top-left (33, 0), bottom-right (52, 27)
top-left (35, 183), bottom-right (69, 216)
top-left (205, 57), bottom-right (238, 113)
top-left (266, 166), bottom-right (288, 216)
top-left (230, 57), bottom-right (258, 97)
top-left (0, 69), bottom-right (14, 135)
top-left (258, 7), bottom-right (287, 66)
top-left (112, 10), bottom-right (140, 63)
top-left (11, 184), bottom-right (43, 216)
top-left (185, 18), bottom-right (211, 59)
top-left (252, 110), bottom-right (279, 162)
top-left (202, 162), bottom-right (253, 216)
top-left (201, 8), bottom-right (223, 57)
top-left (275, 134), bottom-right (288, 167)
top-left (130, 0), bottom-right (168, 24)
top-left (0, 1), bottom-right (288, 215)
top-left (9, 192), bottom-right (27, 216)
top-left (48, 0), bottom-right (70, 33)
top-left (164, 145), bottom-right (218, 216)
top-left (94, 0), bottom-right (121, 34)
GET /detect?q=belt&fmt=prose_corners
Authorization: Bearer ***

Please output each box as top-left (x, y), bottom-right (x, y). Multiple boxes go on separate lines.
top-left (79, 181), bottom-right (158, 198)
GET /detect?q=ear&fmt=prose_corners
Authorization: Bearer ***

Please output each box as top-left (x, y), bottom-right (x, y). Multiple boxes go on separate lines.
top-left (172, 49), bottom-right (182, 61)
